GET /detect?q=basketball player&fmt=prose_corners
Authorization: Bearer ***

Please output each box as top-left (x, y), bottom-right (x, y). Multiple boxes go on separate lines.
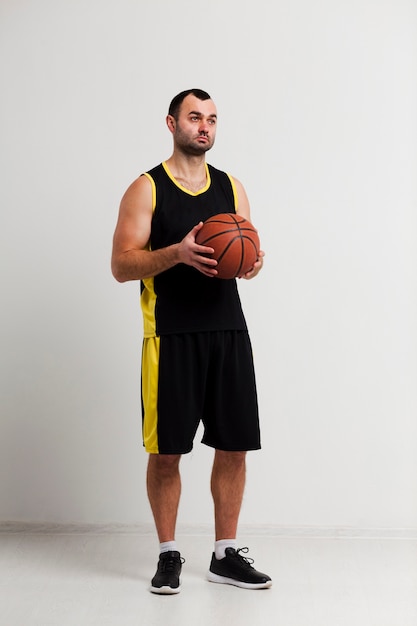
top-left (111, 89), bottom-right (271, 593)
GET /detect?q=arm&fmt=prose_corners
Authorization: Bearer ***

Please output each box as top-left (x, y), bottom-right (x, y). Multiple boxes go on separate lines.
top-left (111, 175), bottom-right (218, 282)
top-left (232, 176), bottom-right (265, 280)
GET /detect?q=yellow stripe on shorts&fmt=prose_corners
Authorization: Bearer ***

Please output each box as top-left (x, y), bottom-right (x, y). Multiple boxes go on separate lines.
top-left (142, 336), bottom-right (160, 453)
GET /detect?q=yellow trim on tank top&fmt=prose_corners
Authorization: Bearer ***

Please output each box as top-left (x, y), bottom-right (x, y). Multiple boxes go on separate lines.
top-left (162, 161), bottom-right (211, 196)
top-left (143, 172), bottom-right (157, 210)
top-left (141, 282), bottom-right (157, 338)
top-left (140, 172), bottom-right (157, 338)
top-left (227, 173), bottom-right (239, 211)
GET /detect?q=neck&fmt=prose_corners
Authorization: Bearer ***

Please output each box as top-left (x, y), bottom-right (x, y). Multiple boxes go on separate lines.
top-left (165, 153), bottom-right (207, 180)
top-left (165, 154), bottom-right (208, 192)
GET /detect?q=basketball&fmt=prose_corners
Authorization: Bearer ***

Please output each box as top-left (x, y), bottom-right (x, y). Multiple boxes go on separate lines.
top-left (195, 213), bottom-right (260, 279)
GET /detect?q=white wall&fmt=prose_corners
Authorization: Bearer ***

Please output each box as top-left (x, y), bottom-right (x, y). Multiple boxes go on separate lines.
top-left (1, 0), bottom-right (416, 530)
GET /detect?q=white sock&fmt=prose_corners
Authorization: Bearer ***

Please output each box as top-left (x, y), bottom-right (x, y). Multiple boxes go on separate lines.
top-left (215, 539), bottom-right (238, 560)
top-left (159, 540), bottom-right (178, 554)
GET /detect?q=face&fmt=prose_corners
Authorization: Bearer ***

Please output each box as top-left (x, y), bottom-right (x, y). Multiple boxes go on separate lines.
top-left (168, 94), bottom-right (217, 155)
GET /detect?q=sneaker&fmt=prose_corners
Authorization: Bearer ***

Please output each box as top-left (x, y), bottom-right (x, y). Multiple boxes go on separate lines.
top-left (207, 547), bottom-right (272, 589)
top-left (150, 550), bottom-right (184, 594)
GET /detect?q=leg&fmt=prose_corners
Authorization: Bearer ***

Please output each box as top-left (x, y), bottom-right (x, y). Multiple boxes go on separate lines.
top-left (208, 450), bottom-right (272, 589)
top-left (147, 453), bottom-right (181, 542)
top-left (211, 449), bottom-right (246, 540)
top-left (147, 454), bottom-right (184, 594)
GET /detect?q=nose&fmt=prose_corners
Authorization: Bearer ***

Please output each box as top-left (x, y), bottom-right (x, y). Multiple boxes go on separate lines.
top-left (199, 119), bottom-right (210, 134)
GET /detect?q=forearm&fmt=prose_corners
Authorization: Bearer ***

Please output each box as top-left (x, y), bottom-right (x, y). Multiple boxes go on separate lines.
top-left (112, 244), bottom-right (181, 283)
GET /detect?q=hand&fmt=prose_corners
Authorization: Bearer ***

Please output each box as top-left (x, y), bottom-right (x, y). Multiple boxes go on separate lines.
top-left (177, 222), bottom-right (218, 277)
top-left (239, 250), bottom-right (265, 280)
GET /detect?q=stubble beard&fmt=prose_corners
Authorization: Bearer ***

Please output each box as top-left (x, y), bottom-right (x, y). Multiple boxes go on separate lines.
top-left (174, 127), bottom-right (214, 156)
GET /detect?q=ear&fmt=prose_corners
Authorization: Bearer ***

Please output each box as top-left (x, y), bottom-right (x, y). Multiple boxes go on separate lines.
top-left (166, 115), bottom-right (176, 134)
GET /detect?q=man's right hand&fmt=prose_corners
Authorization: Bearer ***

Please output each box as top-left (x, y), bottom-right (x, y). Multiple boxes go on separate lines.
top-left (177, 222), bottom-right (218, 277)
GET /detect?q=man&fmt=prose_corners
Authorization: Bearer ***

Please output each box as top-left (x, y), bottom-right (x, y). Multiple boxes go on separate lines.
top-left (111, 89), bottom-right (271, 593)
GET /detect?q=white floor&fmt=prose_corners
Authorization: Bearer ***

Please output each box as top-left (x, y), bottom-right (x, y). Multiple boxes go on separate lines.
top-left (1, 529), bottom-right (417, 626)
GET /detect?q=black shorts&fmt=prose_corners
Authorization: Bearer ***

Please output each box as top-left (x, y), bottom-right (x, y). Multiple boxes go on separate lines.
top-left (141, 330), bottom-right (261, 454)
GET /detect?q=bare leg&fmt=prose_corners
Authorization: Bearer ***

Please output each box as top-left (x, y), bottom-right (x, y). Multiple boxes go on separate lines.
top-left (147, 454), bottom-right (181, 542)
top-left (211, 450), bottom-right (246, 540)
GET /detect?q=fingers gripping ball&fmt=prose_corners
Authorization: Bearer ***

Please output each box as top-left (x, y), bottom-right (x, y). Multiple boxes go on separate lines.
top-left (195, 213), bottom-right (260, 279)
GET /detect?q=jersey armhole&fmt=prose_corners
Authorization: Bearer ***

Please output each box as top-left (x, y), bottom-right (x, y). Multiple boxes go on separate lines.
top-left (226, 173), bottom-right (238, 212)
top-left (142, 172), bottom-right (157, 212)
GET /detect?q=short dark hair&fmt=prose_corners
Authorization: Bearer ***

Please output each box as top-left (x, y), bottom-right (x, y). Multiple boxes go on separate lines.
top-left (168, 89), bottom-right (211, 120)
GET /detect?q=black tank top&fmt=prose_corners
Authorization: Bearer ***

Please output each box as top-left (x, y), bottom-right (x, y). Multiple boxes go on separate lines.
top-left (140, 161), bottom-right (247, 336)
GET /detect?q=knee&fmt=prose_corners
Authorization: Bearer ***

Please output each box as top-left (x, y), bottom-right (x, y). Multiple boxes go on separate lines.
top-left (215, 450), bottom-right (246, 470)
top-left (148, 453), bottom-right (181, 478)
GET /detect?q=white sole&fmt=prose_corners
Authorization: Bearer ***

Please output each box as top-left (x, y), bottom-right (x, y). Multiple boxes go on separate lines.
top-left (206, 571), bottom-right (272, 589)
top-left (149, 584), bottom-right (181, 594)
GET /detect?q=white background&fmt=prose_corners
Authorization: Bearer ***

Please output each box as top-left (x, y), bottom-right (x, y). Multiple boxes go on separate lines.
top-left (1, 0), bottom-right (416, 531)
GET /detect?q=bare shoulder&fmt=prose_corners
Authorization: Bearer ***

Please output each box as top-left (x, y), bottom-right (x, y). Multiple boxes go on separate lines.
top-left (112, 174), bottom-right (153, 255)
top-left (120, 174), bottom-right (153, 214)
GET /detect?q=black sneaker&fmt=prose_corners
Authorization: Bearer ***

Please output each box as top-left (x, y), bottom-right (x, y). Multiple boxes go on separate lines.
top-left (207, 547), bottom-right (272, 589)
top-left (150, 550), bottom-right (184, 594)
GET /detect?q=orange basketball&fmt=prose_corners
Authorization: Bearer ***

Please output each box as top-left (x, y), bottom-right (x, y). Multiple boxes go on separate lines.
top-left (195, 213), bottom-right (260, 279)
